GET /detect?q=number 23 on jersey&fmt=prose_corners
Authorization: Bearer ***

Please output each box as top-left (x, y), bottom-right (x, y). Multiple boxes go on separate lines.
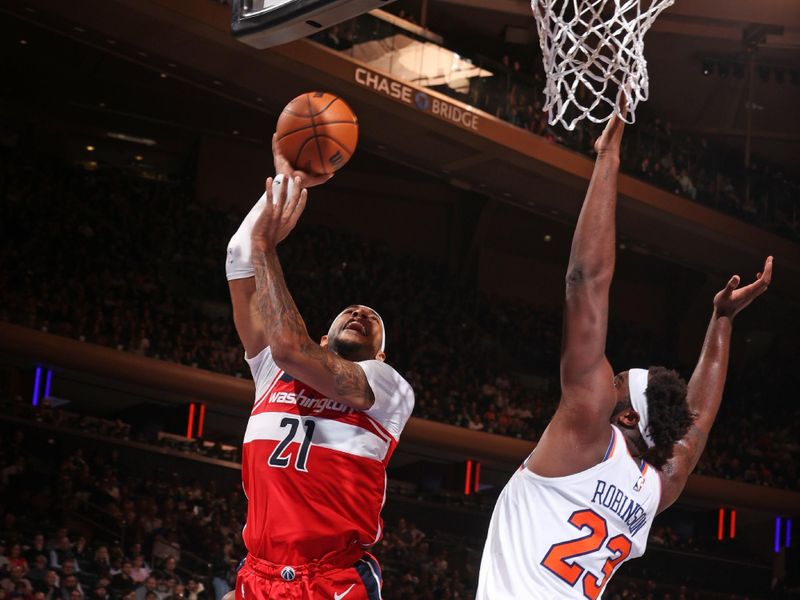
top-left (541, 509), bottom-right (632, 599)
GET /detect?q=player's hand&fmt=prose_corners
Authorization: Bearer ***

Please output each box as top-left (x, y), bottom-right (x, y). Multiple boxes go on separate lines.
top-left (273, 133), bottom-right (333, 188)
top-left (713, 256), bottom-right (773, 319)
top-left (251, 176), bottom-right (308, 251)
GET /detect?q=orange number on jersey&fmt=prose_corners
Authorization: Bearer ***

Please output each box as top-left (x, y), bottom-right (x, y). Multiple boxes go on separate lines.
top-left (541, 509), bottom-right (607, 585)
top-left (582, 534), bottom-right (632, 599)
top-left (541, 510), bottom-right (632, 598)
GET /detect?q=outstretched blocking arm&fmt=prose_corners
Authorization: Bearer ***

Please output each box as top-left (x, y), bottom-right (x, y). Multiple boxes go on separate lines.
top-left (528, 116), bottom-right (626, 476)
top-left (658, 257), bottom-right (773, 512)
top-left (559, 117), bottom-right (626, 426)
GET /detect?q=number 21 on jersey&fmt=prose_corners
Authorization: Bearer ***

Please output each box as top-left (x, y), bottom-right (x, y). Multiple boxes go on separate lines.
top-left (541, 509), bottom-right (632, 599)
top-left (268, 416), bottom-right (316, 472)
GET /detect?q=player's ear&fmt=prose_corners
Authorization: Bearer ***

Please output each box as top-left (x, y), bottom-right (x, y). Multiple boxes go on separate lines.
top-left (374, 350), bottom-right (386, 362)
top-left (617, 408), bottom-right (640, 429)
top-left (320, 335), bottom-right (329, 348)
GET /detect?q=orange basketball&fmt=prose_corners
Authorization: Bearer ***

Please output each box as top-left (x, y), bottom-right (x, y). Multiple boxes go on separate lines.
top-left (275, 92), bottom-right (358, 176)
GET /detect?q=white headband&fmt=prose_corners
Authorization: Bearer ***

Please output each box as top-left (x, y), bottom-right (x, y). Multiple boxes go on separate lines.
top-left (628, 368), bottom-right (655, 449)
top-left (331, 305), bottom-right (386, 352)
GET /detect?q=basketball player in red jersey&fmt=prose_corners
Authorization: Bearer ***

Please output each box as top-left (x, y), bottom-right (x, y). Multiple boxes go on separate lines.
top-left (478, 113), bottom-right (773, 598)
top-left (225, 137), bottom-right (414, 600)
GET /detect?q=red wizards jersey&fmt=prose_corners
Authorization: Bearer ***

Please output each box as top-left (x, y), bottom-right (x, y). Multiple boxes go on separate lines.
top-left (241, 346), bottom-right (415, 565)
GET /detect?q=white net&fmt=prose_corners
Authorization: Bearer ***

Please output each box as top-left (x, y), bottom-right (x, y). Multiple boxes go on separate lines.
top-left (532, 0), bottom-right (674, 130)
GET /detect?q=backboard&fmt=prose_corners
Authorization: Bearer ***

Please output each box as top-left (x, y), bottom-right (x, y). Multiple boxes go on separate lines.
top-left (232, 0), bottom-right (396, 49)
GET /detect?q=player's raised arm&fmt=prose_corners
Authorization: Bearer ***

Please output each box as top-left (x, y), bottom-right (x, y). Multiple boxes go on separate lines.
top-left (248, 176), bottom-right (376, 411)
top-left (527, 116), bottom-right (625, 477)
top-left (227, 135), bottom-right (332, 359)
top-left (559, 115), bottom-right (625, 417)
top-left (658, 257), bottom-right (773, 512)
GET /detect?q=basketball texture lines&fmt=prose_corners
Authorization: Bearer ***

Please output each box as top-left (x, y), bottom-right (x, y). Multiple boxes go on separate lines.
top-left (275, 92), bottom-right (359, 175)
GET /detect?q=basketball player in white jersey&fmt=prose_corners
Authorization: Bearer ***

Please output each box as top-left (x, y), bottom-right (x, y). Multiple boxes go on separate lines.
top-left (477, 114), bottom-right (773, 599)
top-left (225, 138), bottom-right (414, 600)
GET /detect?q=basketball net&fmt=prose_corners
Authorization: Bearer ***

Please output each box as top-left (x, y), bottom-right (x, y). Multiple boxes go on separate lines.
top-left (532, 0), bottom-right (673, 130)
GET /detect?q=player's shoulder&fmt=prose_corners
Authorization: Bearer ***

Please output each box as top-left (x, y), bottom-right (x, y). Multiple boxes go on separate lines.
top-left (357, 360), bottom-right (414, 394)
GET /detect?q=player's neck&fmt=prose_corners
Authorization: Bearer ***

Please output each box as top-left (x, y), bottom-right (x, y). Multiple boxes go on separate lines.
top-left (328, 338), bottom-right (374, 362)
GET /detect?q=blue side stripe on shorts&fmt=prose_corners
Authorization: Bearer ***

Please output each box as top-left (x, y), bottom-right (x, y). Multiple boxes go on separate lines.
top-left (355, 555), bottom-right (382, 600)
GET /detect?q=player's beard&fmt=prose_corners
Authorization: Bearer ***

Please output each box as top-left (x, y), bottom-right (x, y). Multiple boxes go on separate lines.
top-left (328, 334), bottom-right (373, 362)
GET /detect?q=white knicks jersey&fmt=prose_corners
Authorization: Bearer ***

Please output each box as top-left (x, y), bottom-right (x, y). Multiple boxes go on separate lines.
top-left (477, 425), bottom-right (661, 600)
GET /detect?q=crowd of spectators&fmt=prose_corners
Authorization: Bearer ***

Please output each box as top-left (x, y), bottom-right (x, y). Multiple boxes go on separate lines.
top-left (316, 11), bottom-right (800, 241)
top-left (1, 147), bottom-right (798, 491)
top-left (0, 430), bottom-right (241, 600)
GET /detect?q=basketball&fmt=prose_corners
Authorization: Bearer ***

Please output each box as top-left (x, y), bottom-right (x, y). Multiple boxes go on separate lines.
top-left (275, 92), bottom-right (358, 176)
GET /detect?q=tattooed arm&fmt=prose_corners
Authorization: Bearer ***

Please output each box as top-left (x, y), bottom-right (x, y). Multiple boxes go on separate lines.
top-left (658, 257), bottom-right (772, 512)
top-left (249, 176), bottom-right (375, 411)
top-left (228, 138), bottom-right (331, 360)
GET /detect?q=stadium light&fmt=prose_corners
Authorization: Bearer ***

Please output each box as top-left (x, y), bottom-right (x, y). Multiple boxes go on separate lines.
top-left (32, 366), bottom-right (42, 406)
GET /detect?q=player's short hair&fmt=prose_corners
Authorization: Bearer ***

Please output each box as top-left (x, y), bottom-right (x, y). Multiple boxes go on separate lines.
top-left (644, 366), bottom-right (695, 468)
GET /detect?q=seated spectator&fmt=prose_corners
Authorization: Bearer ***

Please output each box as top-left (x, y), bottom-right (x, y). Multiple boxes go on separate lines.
top-left (1, 565), bottom-right (33, 595)
top-left (209, 544), bottom-right (236, 600)
top-left (50, 538), bottom-right (78, 572)
top-left (157, 579), bottom-right (177, 600)
top-left (34, 570), bottom-right (60, 600)
top-left (110, 563), bottom-right (135, 597)
top-left (27, 555), bottom-right (49, 587)
top-left (184, 580), bottom-right (206, 600)
top-left (134, 577), bottom-right (159, 600)
top-left (91, 586), bottom-right (108, 600)
top-left (154, 558), bottom-right (180, 586)
top-left (25, 536), bottom-right (47, 565)
top-left (59, 561), bottom-right (80, 582)
top-left (60, 575), bottom-right (84, 600)
top-left (72, 539), bottom-right (90, 572)
top-left (128, 557), bottom-right (149, 585)
top-left (90, 548), bottom-right (110, 578)
top-left (167, 583), bottom-right (186, 600)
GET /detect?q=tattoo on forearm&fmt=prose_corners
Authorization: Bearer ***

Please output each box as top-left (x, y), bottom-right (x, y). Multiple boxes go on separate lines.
top-left (309, 344), bottom-right (374, 403)
top-left (253, 251), bottom-right (307, 343)
top-left (252, 251), bottom-right (372, 403)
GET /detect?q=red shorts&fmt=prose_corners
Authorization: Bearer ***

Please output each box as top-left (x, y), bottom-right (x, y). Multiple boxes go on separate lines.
top-left (235, 546), bottom-right (382, 600)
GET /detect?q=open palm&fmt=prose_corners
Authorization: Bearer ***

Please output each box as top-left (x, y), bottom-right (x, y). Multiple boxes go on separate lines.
top-left (714, 256), bottom-right (773, 318)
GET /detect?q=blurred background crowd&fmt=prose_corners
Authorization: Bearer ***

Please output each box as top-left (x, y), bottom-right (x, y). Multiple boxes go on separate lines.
top-left (2, 149), bottom-right (797, 493)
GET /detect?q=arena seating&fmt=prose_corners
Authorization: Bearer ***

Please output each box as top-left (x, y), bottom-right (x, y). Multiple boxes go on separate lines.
top-left (0, 402), bottom-right (785, 599)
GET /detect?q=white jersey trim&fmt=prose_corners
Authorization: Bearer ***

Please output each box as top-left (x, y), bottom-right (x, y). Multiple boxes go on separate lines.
top-left (243, 411), bottom-right (391, 462)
